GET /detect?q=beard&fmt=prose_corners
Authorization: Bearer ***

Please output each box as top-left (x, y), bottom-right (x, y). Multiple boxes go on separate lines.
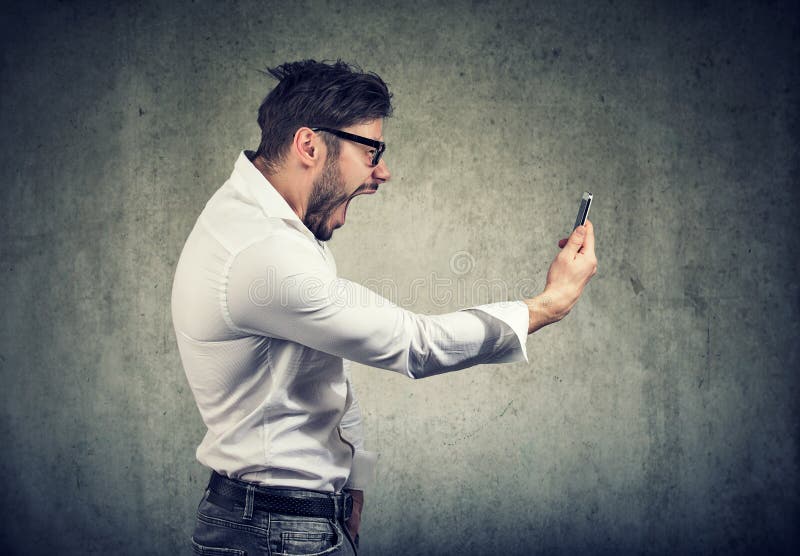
top-left (303, 154), bottom-right (350, 242)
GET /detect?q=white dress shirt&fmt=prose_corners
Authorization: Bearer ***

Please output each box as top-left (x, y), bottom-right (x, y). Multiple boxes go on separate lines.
top-left (171, 151), bottom-right (530, 493)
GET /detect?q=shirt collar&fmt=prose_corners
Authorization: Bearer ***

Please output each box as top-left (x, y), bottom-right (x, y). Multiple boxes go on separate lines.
top-left (234, 151), bottom-right (317, 241)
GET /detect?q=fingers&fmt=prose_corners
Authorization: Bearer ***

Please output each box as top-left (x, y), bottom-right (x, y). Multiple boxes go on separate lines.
top-left (579, 219), bottom-right (595, 256)
top-left (560, 220), bottom-right (595, 257)
top-left (563, 224), bottom-right (587, 256)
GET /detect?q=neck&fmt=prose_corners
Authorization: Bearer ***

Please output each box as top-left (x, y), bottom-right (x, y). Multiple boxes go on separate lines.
top-left (251, 153), bottom-right (311, 220)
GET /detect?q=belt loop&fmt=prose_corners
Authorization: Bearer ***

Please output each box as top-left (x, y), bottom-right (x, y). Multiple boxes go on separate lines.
top-left (242, 484), bottom-right (255, 521)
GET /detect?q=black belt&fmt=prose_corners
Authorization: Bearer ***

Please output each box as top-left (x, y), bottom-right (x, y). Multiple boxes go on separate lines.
top-left (207, 472), bottom-right (352, 522)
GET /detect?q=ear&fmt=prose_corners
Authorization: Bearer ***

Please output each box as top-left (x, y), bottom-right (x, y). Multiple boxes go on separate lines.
top-left (291, 127), bottom-right (323, 169)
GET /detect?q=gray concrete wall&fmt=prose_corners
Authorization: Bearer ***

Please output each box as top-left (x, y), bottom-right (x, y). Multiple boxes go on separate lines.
top-left (1, 1), bottom-right (797, 554)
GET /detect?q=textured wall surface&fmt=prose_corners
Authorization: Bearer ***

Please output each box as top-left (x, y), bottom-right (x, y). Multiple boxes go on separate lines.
top-left (1, 1), bottom-right (798, 554)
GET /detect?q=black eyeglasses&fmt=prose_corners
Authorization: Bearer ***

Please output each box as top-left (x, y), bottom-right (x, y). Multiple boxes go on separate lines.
top-left (311, 127), bottom-right (386, 166)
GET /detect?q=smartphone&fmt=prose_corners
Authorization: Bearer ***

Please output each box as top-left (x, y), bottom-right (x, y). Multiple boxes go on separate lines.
top-left (573, 191), bottom-right (593, 230)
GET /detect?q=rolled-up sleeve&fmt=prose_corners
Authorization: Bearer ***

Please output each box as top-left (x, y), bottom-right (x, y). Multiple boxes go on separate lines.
top-left (226, 232), bottom-right (529, 379)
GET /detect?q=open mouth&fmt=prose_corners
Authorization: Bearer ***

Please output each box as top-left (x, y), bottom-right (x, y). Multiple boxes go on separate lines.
top-left (341, 185), bottom-right (379, 225)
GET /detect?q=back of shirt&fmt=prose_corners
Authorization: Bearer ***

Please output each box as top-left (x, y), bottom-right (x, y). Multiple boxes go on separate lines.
top-left (171, 152), bottom-right (357, 493)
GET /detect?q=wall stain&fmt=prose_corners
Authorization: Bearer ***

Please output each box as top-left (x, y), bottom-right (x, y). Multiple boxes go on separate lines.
top-left (630, 275), bottom-right (645, 295)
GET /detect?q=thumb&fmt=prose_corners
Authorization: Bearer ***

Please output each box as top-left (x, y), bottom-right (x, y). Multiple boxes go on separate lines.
top-left (564, 225), bottom-right (586, 255)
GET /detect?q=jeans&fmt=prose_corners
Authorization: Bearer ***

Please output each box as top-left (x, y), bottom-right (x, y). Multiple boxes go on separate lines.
top-left (191, 485), bottom-right (359, 556)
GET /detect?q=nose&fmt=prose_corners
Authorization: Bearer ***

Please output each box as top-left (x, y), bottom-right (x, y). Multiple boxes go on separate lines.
top-left (372, 158), bottom-right (391, 183)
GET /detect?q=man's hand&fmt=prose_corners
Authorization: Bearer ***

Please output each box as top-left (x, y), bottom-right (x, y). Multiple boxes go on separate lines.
top-left (345, 489), bottom-right (364, 541)
top-left (525, 219), bottom-right (597, 333)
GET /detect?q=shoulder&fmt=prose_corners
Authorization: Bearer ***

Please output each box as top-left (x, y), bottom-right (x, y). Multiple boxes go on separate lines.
top-left (229, 225), bottom-right (330, 279)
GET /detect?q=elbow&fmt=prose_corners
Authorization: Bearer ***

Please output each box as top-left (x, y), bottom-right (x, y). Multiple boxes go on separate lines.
top-left (404, 347), bottom-right (429, 380)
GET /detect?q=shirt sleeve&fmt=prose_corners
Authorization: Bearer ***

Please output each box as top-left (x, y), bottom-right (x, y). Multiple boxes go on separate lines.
top-left (226, 232), bottom-right (529, 379)
top-left (340, 360), bottom-right (378, 490)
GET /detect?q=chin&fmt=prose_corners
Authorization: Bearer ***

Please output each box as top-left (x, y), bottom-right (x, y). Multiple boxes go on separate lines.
top-left (315, 226), bottom-right (335, 242)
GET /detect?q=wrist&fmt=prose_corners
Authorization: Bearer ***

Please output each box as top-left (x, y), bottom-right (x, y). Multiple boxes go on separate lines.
top-left (524, 292), bottom-right (563, 334)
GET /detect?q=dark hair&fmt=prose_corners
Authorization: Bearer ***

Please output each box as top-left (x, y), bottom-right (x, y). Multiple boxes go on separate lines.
top-left (255, 59), bottom-right (393, 171)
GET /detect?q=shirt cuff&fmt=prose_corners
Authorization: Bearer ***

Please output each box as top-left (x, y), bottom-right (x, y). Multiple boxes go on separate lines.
top-left (460, 300), bottom-right (530, 364)
top-left (345, 450), bottom-right (379, 490)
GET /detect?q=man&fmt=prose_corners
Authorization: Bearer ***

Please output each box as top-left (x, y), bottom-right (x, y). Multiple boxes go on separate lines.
top-left (171, 59), bottom-right (596, 555)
